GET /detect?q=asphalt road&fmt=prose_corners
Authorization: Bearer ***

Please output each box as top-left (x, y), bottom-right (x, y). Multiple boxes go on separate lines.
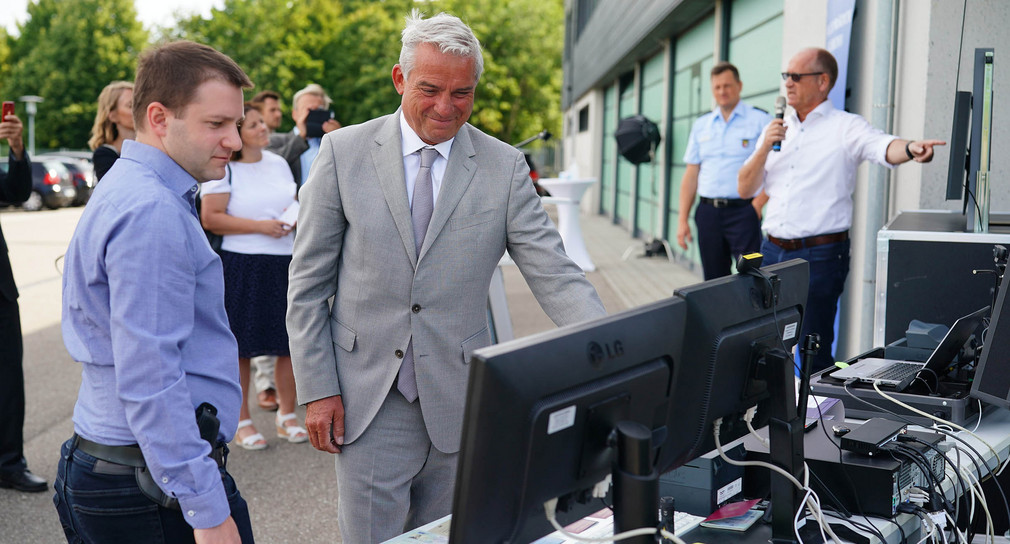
top-left (0, 205), bottom-right (625, 544)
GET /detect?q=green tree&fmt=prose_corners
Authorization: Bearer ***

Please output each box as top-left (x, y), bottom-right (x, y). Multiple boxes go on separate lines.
top-left (436, 0), bottom-right (565, 145)
top-left (173, 0), bottom-right (562, 143)
top-left (3, 0), bottom-right (148, 150)
top-left (174, 0), bottom-right (410, 131)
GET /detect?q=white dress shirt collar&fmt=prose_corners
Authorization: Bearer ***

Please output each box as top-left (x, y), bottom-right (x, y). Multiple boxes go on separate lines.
top-left (398, 112), bottom-right (454, 162)
top-left (790, 99), bottom-right (833, 124)
top-left (399, 111), bottom-right (453, 208)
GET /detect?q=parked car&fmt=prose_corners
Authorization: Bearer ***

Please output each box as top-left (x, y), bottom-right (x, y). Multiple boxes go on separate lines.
top-left (37, 153), bottom-right (95, 206)
top-left (19, 159), bottom-right (77, 211)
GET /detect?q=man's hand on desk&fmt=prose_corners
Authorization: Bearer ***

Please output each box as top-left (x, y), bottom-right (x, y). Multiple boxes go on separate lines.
top-left (305, 395), bottom-right (345, 453)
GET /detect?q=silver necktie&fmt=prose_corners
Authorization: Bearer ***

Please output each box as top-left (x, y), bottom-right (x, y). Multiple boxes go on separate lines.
top-left (398, 147), bottom-right (439, 403)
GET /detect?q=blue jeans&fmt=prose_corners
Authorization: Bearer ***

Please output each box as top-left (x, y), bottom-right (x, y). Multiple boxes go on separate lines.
top-left (53, 438), bottom-right (254, 544)
top-left (760, 238), bottom-right (850, 373)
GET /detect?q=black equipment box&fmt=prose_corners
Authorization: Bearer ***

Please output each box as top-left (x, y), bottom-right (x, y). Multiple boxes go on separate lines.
top-left (810, 347), bottom-right (984, 427)
top-left (745, 423), bottom-right (945, 517)
top-left (659, 444), bottom-right (745, 516)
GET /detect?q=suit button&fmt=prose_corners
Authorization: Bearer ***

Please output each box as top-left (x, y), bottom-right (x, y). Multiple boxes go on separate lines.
top-left (395, 349), bottom-right (404, 359)
top-left (412, 304), bottom-right (421, 313)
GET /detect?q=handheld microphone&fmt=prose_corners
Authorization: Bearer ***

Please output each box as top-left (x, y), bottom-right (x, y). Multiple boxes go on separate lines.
top-left (772, 96), bottom-right (786, 152)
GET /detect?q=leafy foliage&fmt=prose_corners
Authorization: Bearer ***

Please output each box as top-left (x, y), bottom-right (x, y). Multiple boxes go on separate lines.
top-left (2, 0), bottom-right (147, 150)
top-left (2, 0), bottom-right (563, 149)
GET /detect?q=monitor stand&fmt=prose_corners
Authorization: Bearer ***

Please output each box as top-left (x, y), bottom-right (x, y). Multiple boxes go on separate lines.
top-left (765, 346), bottom-right (810, 544)
top-left (611, 421), bottom-right (659, 544)
top-left (607, 339), bottom-right (813, 544)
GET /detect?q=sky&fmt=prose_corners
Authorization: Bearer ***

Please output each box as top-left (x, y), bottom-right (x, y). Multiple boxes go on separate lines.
top-left (1, 0), bottom-right (225, 35)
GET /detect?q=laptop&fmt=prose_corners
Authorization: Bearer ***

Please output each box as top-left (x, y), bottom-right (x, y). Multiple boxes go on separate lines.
top-left (832, 306), bottom-right (990, 388)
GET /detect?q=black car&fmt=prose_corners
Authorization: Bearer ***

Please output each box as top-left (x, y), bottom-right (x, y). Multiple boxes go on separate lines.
top-left (21, 159), bottom-right (77, 211)
top-left (37, 153), bottom-right (95, 206)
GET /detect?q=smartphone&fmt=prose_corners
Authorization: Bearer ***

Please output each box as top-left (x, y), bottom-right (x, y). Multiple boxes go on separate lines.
top-left (1, 101), bottom-right (13, 121)
top-left (305, 108), bottom-right (335, 138)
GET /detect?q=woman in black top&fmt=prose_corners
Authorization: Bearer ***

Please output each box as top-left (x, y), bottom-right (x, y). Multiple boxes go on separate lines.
top-left (88, 81), bottom-right (134, 181)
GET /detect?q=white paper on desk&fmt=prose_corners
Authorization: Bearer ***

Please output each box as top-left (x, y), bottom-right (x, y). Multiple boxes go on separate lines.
top-left (278, 201), bottom-right (299, 228)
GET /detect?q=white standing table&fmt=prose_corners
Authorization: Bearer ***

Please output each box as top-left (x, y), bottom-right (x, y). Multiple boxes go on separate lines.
top-left (538, 178), bottom-right (596, 272)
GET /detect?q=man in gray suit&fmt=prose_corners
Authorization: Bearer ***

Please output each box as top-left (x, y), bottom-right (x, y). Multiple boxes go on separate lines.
top-left (287, 10), bottom-right (606, 543)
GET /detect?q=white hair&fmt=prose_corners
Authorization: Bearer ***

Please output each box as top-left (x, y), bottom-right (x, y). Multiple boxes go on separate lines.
top-left (399, 10), bottom-right (483, 82)
top-left (292, 83), bottom-right (332, 111)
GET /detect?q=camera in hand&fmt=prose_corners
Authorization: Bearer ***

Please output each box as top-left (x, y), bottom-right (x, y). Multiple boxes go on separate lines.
top-left (305, 108), bottom-right (334, 138)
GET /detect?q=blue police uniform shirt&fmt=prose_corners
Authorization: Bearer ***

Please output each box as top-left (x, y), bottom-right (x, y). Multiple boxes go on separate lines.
top-left (683, 101), bottom-right (770, 199)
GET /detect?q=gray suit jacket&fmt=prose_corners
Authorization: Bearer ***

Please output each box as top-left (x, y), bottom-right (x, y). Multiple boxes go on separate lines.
top-left (267, 131), bottom-right (309, 184)
top-left (287, 112), bottom-right (605, 453)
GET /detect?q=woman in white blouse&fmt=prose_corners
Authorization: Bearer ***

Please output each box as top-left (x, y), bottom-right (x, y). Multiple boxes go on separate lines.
top-left (201, 102), bottom-right (306, 450)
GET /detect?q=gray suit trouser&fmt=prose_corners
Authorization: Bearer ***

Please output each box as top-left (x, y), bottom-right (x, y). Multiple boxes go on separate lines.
top-left (335, 386), bottom-right (457, 543)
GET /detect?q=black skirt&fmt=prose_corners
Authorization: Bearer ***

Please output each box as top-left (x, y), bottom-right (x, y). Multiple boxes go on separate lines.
top-left (221, 250), bottom-right (291, 358)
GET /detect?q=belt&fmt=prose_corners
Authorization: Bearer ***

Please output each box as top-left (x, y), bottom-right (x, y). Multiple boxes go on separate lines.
top-left (72, 434), bottom-right (226, 469)
top-left (767, 230), bottom-right (849, 251)
top-left (699, 197), bottom-right (753, 209)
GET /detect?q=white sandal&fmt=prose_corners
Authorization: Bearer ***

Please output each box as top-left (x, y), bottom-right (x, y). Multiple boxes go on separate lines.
top-left (276, 412), bottom-right (309, 444)
top-left (235, 419), bottom-right (267, 450)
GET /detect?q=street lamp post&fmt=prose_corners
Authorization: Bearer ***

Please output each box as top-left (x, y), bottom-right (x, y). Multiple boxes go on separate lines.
top-left (18, 95), bottom-right (43, 157)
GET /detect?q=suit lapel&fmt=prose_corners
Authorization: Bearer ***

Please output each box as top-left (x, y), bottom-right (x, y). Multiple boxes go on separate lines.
top-left (370, 114), bottom-right (418, 268)
top-left (419, 125), bottom-right (477, 261)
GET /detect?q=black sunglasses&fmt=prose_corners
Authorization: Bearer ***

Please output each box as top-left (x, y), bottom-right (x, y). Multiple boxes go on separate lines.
top-left (781, 72), bottom-right (824, 82)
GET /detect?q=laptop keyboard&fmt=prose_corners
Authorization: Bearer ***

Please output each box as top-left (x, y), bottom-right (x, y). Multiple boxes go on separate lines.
top-left (869, 362), bottom-right (922, 381)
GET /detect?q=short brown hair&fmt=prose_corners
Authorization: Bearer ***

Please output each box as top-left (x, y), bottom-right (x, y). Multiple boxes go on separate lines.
top-left (811, 48), bottom-right (838, 90)
top-left (251, 90), bottom-right (280, 104)
top-left (710, 61), bottom-right (740, 82)
top-left (133, 40), bottom-right (253, 130)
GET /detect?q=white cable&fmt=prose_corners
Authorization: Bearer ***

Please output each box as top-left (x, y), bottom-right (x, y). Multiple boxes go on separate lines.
top-left (712, 418), bottom-right (842, 543)
top-left (958, 459), bottom-right (994, 541)
top-left (713, 418), bottom-right (804, 489)
top-left (913, 512), bottom-right (939, 544)
top-left (944, 511), bottom-right (966, 544)
top-left (871, 381), bottom-right (1002, 470)
top-left (971, 399), bottom-right (983, 433)
top-left (657, 527), bottom-right (686, 544)
top-left (744, 406), bottom-right (770, 448)
top-left (543, 498), bottom-right (686, 544)
top-left (794, 488), bottom-right (812, 543)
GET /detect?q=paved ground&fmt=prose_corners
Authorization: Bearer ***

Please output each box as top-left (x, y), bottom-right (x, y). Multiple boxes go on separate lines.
top-left (0, 203), bottom-right (703, 543)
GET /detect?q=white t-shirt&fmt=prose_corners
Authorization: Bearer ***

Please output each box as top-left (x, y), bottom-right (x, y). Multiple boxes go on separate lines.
top-left (201, 150), bottom-right (297, 256)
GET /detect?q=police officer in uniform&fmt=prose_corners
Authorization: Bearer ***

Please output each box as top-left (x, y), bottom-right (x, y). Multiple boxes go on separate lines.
top-left (677, 61), bottom-right (769, 280)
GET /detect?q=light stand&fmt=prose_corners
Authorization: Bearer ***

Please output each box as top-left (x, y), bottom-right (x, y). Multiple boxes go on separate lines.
top-left (18, 95), bottom-right (43, 157)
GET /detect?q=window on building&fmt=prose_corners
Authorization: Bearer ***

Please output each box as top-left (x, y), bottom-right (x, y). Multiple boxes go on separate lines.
top-left (578, 106), bottom-right (590, 133)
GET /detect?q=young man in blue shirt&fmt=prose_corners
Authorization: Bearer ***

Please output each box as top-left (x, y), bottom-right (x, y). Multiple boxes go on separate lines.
top-left (57, 41), bottom-right (254, 544)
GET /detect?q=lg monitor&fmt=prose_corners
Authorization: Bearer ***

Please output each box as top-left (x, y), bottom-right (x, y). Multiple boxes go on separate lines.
top-left (451, 297), bottom-right (686, 544)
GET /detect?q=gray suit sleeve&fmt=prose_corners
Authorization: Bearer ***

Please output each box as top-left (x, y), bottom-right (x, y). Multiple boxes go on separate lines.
top-left (504, 153), bottom-right (606, 325)
top-left (286, 135), bottom-right (345, 404)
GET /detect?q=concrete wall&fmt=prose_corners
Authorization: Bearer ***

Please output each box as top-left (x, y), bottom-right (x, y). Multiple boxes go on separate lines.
top-left (918, 0), bottom-right (1010, 212)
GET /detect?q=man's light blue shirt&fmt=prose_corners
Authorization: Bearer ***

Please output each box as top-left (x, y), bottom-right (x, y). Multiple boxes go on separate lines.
top-left (61, 140), bottom-right (241, 529)
top-left (299, 130), bottom-right (322, 186)
top-left (683, 101), bottom-right (770, 199)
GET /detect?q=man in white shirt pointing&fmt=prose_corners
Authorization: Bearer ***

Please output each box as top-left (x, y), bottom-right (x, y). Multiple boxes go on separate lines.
top-left (738, 47), bottom-right (945, 372)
